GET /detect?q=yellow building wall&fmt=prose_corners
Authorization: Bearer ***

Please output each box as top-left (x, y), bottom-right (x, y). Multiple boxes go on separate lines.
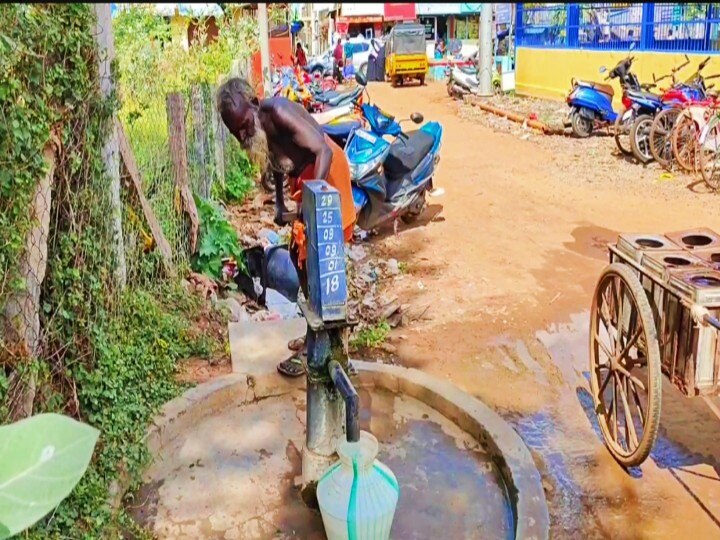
top-left (516, 47), bottom-right (720, 106)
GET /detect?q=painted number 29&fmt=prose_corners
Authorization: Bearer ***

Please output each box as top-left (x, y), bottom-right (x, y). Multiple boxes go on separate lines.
top-left (320, 194), bottom-right (334, 207)
top-left (325, 274), bottom-right (340, 295)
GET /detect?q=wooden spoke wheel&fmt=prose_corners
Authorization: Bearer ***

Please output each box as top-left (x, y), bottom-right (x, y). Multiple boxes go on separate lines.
top-left (699, 116), bottom-right (720, 192)
top-left (649, 107), bottom-right (680, 169)
top-left (589, 263), bottom-right (662, 467)
top-left (671, 112), bottom-right (699, 172)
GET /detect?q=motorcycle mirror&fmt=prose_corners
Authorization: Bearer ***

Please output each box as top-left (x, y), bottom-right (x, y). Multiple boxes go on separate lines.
top-left (599, 66), bottom-right (607, 74)
top-left (410, 112), bottom-right (424, 124)
top-left (355, 72), bottom-right (367, 87)
top-left (629, 42), bottom-right (636, 51)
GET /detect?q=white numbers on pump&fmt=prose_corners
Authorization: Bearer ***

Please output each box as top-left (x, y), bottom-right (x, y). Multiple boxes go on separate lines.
top-left (322, 227), bottom-right (335, 241)
top-left (324, 243), bottom-right (338, 258)
top-left (320, 194), bottom-right (334, 207)
top-left (325, 274), bottom-right (340, 295)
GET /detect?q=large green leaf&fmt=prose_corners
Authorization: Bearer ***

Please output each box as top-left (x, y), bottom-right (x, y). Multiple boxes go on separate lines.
top-left (0, 413), bottom-right (99, 539)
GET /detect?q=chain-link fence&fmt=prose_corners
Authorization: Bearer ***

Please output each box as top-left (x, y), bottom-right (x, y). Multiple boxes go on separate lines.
top-left (1, 4), bottom-right (256, 422)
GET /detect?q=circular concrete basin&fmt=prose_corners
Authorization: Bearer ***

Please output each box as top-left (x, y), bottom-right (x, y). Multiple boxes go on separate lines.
top-left (129, 362), bottom-right (549, 539)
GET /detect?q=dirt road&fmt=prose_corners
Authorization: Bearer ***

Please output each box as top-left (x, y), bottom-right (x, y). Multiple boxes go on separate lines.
top-left (367, 81), bottom-right (720, 539)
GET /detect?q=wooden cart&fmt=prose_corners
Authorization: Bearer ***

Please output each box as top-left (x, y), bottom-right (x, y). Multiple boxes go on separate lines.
top-left (589, 228), bottom-right (720, 466)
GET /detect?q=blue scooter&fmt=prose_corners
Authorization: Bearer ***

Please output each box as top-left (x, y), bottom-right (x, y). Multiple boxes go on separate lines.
top-left (565, 46), bottom-right (644, 138)
top-left (344, 73), bottom-right (443, 230)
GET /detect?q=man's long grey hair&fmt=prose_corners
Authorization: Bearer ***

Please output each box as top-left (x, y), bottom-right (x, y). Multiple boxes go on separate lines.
top-left (217, 77), bottom-right (270, 175)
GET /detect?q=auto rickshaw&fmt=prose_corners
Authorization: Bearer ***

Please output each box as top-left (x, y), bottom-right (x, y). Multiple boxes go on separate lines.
top-left (385, 23), bottom-right (428, 87)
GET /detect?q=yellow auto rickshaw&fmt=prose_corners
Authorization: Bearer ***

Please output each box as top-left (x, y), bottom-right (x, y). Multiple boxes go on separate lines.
top-left (385, 23), bottom-right (428, 87)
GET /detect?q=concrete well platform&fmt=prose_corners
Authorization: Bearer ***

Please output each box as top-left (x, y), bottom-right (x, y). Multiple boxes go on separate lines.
top-left (130, 363), bottom-right (549, 539)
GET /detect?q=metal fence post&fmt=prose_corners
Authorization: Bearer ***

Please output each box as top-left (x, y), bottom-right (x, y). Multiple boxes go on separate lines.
top-left (567, 4), bottom-right (580, 48)
top-left (704, 4), bottom-right (714, 51)
top-left (515, 3), bottom-right (524, 47)
top-left (640, 3), bottom-right (655, 51)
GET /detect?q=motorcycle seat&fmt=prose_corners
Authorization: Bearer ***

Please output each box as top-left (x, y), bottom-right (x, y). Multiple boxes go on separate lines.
top-left (626, 89), bottom-right (660, 102)
top-left (321, 121), bottom-right (361, 139)
top-left (312, 104), bottom-right (353, 125)
top-left (315, 86), bottom-right (362, 107)
top-left (576, 80), bottom-right (614, 97)
top-left (384, 130), bottom-right (435, 180)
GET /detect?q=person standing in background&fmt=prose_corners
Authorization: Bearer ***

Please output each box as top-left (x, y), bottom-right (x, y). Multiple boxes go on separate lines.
top-left (435, 37), bottom-right (446, 58)
top-left (333, 38), bottom-right (344, 83)
top-left (294, 42), bottom-right (308, 68)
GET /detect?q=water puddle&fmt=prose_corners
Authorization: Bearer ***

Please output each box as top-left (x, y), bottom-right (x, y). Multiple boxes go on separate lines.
top-left (535, 310), bottom-right (589, 387)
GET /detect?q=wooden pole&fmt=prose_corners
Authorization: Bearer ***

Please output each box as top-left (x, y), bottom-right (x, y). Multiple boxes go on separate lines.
top-left (166, 92), bottom-right (199, 254)
top-left (191, 84), bottom-right (210, 198)
top-left (3, 138), bottom-right (58, 419)
top-left (210, 82), bottom-right (226, 189)
top-left (116, 119), bottom-right (174, 272)
top-left (95, 3), bottom-right (126, 288)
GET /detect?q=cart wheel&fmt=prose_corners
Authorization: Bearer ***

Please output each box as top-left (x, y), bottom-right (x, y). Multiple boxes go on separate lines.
top-left (589, 263), bottom-right (662, 467)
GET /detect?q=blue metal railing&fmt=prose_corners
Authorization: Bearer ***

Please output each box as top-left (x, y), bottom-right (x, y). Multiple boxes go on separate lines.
top-left (516, 3), bottom-right (720, 54)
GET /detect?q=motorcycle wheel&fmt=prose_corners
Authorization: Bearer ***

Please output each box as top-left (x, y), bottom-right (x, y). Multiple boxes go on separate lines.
top-left (649, 107), bottom-right (679, 169)
top-left (630, 114), bottom-right (655, 164)
top-left (401, 193), bottom-right (426, 224)
top-left (614, 108), bottom-right (634, 156)
top-left (571, 111), bottom-right (593, 138)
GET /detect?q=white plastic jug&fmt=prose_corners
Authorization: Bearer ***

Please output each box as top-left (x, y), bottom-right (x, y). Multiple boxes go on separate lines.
top-left (316, 431), bottom-right (399, 540)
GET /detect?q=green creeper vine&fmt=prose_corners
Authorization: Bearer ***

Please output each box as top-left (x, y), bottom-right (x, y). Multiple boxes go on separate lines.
top-left (1, 5), bottom-right (224, 537)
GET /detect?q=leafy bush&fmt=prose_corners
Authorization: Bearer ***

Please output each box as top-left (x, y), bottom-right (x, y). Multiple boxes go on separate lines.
top-left (214, 139), bottom-right (257, 203)
top-left (192, 197), bottom-right (245, 281)
top-left (0, 5), bottom-right (228, 537)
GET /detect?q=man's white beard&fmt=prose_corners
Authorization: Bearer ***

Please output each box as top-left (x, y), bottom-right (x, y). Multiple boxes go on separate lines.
top-left (244, 117), bottom-right (270, 176)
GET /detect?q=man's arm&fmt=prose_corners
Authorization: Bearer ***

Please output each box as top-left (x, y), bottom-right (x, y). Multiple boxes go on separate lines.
top-left (273, 170), bottom-right (287, 226)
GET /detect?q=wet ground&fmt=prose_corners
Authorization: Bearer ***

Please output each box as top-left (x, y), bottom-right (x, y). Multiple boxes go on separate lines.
top-left (364, 81), bottom-right (720, 538)
top-left (130, 387), bottom-right (513, 539)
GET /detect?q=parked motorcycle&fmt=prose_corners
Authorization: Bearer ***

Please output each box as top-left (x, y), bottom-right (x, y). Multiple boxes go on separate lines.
top-left (565, 45), bottom-right (644, 138)
top-left (347, 72), bottom-right (443, 229)
top-left (446, 52), bottom-right (501, 98)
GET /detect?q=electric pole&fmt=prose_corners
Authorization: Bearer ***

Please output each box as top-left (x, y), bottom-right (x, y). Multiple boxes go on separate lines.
top-left (478, 3), bottom-right (493, 96)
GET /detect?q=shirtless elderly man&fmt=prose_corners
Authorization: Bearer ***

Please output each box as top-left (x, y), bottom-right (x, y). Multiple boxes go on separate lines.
top-left (217, 77), bottom-right (355, 376)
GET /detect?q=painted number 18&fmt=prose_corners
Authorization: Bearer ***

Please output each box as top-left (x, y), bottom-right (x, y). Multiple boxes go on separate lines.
top-left (325, 274), bottom-right (340, 295)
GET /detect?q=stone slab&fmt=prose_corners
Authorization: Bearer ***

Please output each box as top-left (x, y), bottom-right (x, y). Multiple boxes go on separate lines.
top-left (229, 318), bottom-right (307, 375)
